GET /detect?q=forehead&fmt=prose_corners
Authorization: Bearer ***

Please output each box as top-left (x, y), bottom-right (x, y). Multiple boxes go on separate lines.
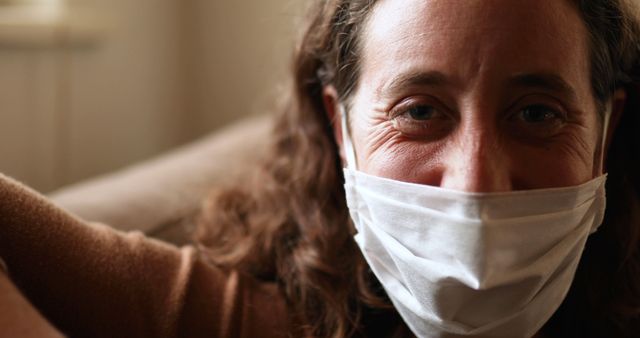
top-left (359, 0), bottom-right (592, 98)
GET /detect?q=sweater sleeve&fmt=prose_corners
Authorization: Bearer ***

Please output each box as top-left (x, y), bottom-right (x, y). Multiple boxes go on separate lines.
top-left (0, 173), bottom-right (291, 338)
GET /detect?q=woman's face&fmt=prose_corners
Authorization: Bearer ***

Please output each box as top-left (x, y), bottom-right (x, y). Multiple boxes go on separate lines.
top-left (333, 0), bottom-right (607, 192)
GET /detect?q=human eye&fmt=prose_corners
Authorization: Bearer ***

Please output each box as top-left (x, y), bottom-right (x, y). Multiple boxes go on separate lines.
top-left (517, 104), bottom-right (563, 123)
top-left (507, 102), bottom-right (567, 139)
top-left (389, 97), bottom-right (455, 139)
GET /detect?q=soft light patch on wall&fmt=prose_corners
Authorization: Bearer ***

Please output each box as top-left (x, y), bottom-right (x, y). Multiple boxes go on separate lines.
top-left (0, 0), bottom-right (102, 48)
top-left (0, 0), bottom-right (65, 23)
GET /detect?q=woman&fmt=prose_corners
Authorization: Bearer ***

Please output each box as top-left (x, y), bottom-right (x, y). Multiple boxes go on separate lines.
top-left (1, 0), bottom-right (639, 337)
top-left (198, 0), bottom-right (640, 336)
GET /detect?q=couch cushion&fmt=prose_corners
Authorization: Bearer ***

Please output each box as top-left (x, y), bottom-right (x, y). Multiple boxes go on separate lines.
top-left (49, 114), bottom-right (272, 244)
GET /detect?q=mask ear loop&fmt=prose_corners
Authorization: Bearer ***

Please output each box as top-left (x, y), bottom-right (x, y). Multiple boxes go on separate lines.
top-left (599, 104), bottom-right (612, 175)
top-left (588, 108), bottom-right (611, 235)
top-left (340, 104), bottom-right (358, 170)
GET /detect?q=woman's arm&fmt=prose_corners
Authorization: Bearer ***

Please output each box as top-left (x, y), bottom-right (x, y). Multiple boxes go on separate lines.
top-left (0, 173), bottom-right (290, 337)
top-left (0, 173), bottom-right (200, 336)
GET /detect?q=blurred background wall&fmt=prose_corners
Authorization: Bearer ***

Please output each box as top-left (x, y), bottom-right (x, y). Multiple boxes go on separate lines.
top-left (0, 0), bottom-right (303, 192)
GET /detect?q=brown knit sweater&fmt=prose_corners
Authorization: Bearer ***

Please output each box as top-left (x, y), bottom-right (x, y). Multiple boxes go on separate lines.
top-left (0, 173), bottom-right (292, 337)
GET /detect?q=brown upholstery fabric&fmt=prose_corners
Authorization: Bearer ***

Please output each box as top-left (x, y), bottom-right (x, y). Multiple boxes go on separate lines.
top-left (48, 115), bottom-right (272, 245)
top-left (0, 173), bottom-right (291, 337)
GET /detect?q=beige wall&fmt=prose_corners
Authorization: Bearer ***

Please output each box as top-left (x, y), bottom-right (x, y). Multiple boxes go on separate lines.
top-left (0, 49), bottom-right (59, 190)
top-left (0, 0), bottom-right (302, 192)
top-left (183, 0), bottom-right (303, 135)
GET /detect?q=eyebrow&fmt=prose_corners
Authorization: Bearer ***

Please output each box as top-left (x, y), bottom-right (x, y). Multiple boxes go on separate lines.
top-left (507, 73), bottom-right (578, 103)
top-left (380, 70), bottom-right (578, 103)
top-left (381, 70), bottom-right (451, 97)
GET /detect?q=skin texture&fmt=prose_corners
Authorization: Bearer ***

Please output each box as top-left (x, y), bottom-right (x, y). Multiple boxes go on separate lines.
top-left (327, 0), bottom-right (618, 192)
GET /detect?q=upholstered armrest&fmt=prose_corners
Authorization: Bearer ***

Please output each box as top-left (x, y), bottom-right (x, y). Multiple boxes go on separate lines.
top-left (49, 115), bottom-right (272, 244)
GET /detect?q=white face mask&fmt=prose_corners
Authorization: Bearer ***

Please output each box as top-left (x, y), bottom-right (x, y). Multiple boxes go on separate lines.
top-left (340, 106), bottom-right (608, 337)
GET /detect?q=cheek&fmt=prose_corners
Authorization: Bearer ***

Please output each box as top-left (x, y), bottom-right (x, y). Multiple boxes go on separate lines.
top-left (509, 146), bottom-right (594, 188)
top-left (512, 126), bottom-right (599, 187)
top-left (349, 87), bottom-right (448, 182)
top-left (351, 110), bottom-right (447, 183)
top-left (366, 142), bottom-right (446, 184)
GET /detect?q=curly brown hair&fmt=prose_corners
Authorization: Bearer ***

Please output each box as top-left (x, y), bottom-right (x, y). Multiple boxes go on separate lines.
top-left (196, 0), bottom-right (640, 337)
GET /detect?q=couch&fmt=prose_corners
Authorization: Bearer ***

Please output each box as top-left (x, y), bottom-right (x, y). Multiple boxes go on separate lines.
top-left (48, 114), bottom-right (272, 245)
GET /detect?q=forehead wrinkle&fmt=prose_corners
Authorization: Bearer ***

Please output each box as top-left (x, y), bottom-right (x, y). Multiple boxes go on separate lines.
top-left (360, 0), bottom-right (594, 110)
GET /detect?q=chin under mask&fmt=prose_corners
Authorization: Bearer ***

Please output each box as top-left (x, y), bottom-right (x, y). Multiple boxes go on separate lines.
top-left (339, 106), bottom-right (608, 337)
